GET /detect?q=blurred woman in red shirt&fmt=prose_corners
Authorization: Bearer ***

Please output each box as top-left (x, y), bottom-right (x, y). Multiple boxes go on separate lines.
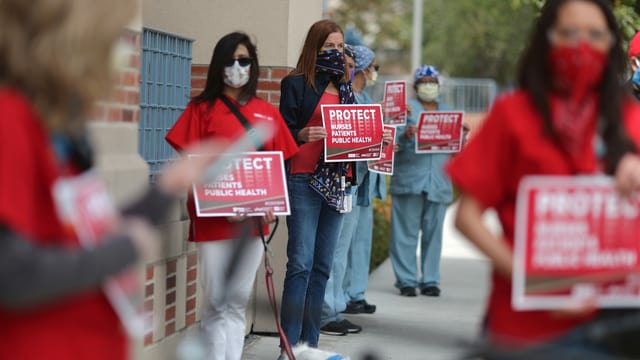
top-left (448, 0), bottom-right (640, 358)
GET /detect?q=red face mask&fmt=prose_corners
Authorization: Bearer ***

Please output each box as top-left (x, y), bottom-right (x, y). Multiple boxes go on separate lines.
top-left (548, 42), bottom-right (607, 100)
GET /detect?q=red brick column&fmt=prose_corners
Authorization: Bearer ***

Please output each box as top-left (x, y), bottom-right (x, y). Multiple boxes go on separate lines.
top-left (91, 30), bottom-right (141, 123)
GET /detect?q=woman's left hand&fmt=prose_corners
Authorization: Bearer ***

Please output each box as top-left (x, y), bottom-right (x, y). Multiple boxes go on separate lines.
top-left (382, 128), bottom-right (393, 147)
top-left (550, 297), bottom-right (598, 319)
top-left (615, 153), bottom-right (640, 197)
top-left (261, 210), bottom-right (276, 224)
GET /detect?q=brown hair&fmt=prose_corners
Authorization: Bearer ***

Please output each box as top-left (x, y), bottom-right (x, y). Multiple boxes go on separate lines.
top-left (291, 19), bottom-right (344, 92)
top-left (0, 0), bottom-right (135, 133)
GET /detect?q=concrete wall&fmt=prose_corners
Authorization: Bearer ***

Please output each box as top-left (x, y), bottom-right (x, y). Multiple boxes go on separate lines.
top-left (142, 0), bottom-right (323, 67)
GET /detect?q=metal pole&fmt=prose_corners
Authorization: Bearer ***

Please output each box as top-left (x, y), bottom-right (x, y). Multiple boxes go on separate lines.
top-left (411, 0), bottom-right (424, 73)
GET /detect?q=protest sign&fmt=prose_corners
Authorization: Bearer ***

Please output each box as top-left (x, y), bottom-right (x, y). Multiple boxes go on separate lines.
top-left (322, 104), bottom-right (384, 162)
top-left (513, 176), bottom-right (640, 310)
top-left (53, 171), bottom-right (148, 337)
top-left (382, 81), bottom-right (407, 126)
top-left (415, 111), bottom-right (464, 153)
top-left (192, 151), bottom-right (290, 216)
top-left (368, 126), bottom-right (396, 175)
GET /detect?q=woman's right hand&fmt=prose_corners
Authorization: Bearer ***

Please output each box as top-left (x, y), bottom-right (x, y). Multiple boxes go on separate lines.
top-left (404, 125), bottom-right (418, 139)
top-left (297, 126), bottom-right (327, 143)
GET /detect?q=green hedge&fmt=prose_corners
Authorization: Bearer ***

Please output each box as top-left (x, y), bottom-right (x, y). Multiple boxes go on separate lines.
top-left (370, 195), bottom-right (392, 272)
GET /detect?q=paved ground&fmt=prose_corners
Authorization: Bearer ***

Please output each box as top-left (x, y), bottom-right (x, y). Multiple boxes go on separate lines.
top-left (242, 205), bottom-right (500, 360)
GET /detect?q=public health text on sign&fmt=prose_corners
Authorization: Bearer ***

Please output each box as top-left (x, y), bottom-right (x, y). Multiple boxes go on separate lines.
top-left (415, 111), bottom-right (464, 153)
top-left (513, 176), bottom-right (640, 310)
top-left (322, 104), bottom-right (384, 162)
top-left (192, 151), bottom-right (290, 216)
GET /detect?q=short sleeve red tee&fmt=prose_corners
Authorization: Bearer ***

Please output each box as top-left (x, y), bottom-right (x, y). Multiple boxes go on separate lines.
top-left (0, 88), bottom-right (126, 359)
top-left (447, 90), bottom-right (640, 345)
top-left (165, 96), bottom-right (299, 241)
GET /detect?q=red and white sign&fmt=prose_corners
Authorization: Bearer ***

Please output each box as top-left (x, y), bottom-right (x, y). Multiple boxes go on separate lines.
top-left (52, 171), bottom-right (148, 337)
top-left (382, 81), bottom-right (407, 126)
top-left (513, 176), bottom-right (640, 310)
top-left (322, 104), bottom-right (384, 163)
top-left (368, 126), bottom-right (396, 175)
top-left (415, 111), bottom-right (464, 153)
top-left (193, 151), bottom-right (290, 216)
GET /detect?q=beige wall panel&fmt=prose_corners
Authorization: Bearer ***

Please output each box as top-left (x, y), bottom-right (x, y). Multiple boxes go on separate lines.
top-left (142, 0), bottom-right (323, 67)
top-left (286, 1), bottom-right (323, 67)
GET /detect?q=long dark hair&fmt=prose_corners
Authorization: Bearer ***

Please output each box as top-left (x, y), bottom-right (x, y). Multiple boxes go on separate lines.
top-left (517, 0), bottom-right (634, 174)
top-left (290, 19), bottom-right (344, 92)
top-left (194, 32), bottom-right (259, 103)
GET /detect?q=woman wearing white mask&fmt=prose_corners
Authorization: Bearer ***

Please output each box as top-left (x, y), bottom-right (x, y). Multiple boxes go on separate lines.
top-left (389, 65), bottom-right (453, 298)
top-left (166, 32), bottom-right (298, 360)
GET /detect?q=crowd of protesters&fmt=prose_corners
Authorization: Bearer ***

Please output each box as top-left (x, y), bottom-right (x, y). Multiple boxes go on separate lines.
top-left (5, 0), bottom-right (640, 360)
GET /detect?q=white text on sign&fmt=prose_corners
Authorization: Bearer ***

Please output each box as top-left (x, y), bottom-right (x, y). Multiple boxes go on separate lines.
top-left (329, 108), bottom-right (377, 121)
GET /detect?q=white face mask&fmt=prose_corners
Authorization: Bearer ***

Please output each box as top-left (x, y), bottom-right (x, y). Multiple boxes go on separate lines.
top-left (368, 70), bottom-right (378, 86)
top-left (416, 83), bottom-right (439, 102)
top-left (224, 60), bottom-right (250, 88)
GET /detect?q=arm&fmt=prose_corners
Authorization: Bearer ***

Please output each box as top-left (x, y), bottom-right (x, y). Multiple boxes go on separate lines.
top-left (614, 153), bottom-right (640, 197)
top-left (454, 194), bottom-right (513, 278)
top-left (279, 76), bottom-right (304, 144)
top-left (0, 225), bottom-right (138, 309)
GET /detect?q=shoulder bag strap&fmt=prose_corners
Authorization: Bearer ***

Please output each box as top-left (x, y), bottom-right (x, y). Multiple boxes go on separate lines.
top-left (219, 96), bottom-right (263, 151)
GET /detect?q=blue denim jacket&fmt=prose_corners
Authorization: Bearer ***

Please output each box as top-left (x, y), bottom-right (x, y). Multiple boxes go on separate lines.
top-left (389, 98), bottom-right (453, 203)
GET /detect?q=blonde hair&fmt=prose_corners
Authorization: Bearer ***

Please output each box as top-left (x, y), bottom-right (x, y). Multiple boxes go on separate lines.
top-left (0, 0), bottom-right (134, 132)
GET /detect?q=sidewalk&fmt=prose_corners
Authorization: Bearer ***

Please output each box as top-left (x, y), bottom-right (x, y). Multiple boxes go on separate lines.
top-left (241, 205), bottom-right (499, 360)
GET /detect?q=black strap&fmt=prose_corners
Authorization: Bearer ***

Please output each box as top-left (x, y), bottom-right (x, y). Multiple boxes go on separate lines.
top-left (219, 96), bottom-right (263, 151)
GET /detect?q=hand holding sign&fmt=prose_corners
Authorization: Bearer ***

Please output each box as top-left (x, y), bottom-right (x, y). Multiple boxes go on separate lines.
top-left (615, 153), bottom-right (640, 198)
top-left (368, 126), bottom-right (396, 175)
top-left (297, 126), bottom-right (327, 143)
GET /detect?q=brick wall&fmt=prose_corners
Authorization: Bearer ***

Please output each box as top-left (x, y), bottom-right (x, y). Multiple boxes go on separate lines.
top-left (190, 64), bottom-right (293, 107)
top-left (91, 31), bottom-right (141, 123)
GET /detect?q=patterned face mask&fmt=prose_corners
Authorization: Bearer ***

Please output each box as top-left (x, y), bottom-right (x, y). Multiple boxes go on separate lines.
top-left (315, 49), bottom-right (345, 83)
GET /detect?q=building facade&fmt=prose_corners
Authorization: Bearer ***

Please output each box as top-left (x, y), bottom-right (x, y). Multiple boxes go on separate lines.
top-left (89, 1), bottom-right (323, 358)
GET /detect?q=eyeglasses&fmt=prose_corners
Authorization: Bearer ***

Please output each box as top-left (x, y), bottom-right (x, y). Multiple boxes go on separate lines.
top-left (370, 64), bottom-right (380, 71)
top-left (225, 57), bottom-right (252, 67)
top-left (547, 27), bottom-right (614, 50)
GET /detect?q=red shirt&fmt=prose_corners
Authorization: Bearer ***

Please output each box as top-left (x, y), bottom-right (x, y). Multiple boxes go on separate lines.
top-left (289, 92), bottom-right (339, 174)
top-left (165, 96), bottom-right (298, 241)
top-left (0, 89), bottom-right (126, 359)
top-left (447, 90), bottom-right (640, 346)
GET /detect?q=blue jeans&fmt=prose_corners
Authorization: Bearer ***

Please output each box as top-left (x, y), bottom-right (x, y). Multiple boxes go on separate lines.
top-left (389, 193), bottom-right (446, 289)
top-left (321, 186), bottom-right (359, 326)
top-left (280, 174), bottom-right (344, 347)
top-left (345, 202), bottom-right (374, 302)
